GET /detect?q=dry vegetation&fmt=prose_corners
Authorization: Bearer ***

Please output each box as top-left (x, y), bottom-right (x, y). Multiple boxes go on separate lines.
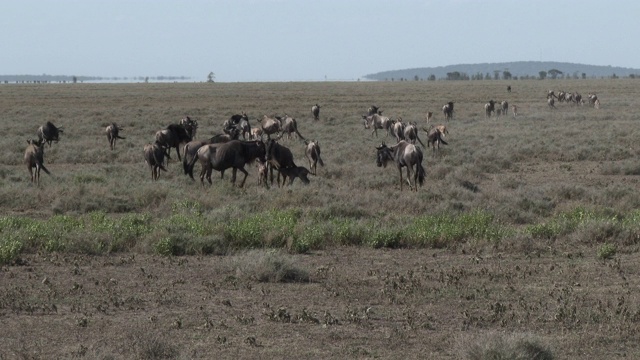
top-left (1, 79), bottom-right (640, 359)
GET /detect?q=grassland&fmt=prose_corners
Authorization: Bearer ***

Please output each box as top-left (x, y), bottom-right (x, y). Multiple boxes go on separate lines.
top-left (0, 79), bottom-right (639, 359)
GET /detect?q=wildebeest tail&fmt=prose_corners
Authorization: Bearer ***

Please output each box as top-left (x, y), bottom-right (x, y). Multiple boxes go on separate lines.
top-left (185, 150), bottom-right (199, 179)
top-left (438, 132), bottom-right (448, 146)
top-left (39, 163), bottom-right (51, 176)
top-left (293, 119), bottom-right (305, 141)
top-left (416, 160), bottom-right (425, 186)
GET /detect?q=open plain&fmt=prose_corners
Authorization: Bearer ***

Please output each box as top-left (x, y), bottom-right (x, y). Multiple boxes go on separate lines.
top-left (1, 79), bottom-right (640, 359)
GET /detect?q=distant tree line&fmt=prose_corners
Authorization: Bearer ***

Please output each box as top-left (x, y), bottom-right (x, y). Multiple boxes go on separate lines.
top-left (0, 74), bottom-right (191, 84)
top-left (380, 70), bottom-right (639, 82)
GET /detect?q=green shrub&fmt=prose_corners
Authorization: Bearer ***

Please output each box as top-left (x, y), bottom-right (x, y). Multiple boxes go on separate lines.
top-left (597, 243), bottom-right (617, 260)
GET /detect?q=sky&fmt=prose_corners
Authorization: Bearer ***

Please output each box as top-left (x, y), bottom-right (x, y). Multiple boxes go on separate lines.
top-left (2, 0), bottom-right (639, 82)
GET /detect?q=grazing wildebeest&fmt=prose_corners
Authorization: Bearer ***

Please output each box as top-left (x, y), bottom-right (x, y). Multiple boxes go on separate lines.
top-left (259, 115), bottom-right (282, 139)
top-left (375, 141), bottom-right (426, 191)
top-left (484, 100), bottom-right (497, 118)
top-left (501, 101), bottom-right (509, 117)
top-left (423, 126), bottom-right (449, 155)
top-left (105, 123), bottom-right (125, 150)
top-left (507, 85), bottom-right (511, 93)
top-left (279, 115), bottom-right (305, 141)
top-left (181, 128), bottom-right (240, 180)
top-left (265, 139), bottom-right (297, 187)
top-left (24, 139), bottom-right (51, 185)
top-left (155, 123), bottom-right (193, 161)
top-left (548, 97), bottom-right (556, 109)
top-left (391, 118), bottom-right (405, 142)
top-left (278, 166), bottom-right (311, 185)
top-left (425, 111), bottom-right (433, 124)
top-left (188, 140), bottom-right (266, 187)
top-left (311, 104), bottom-right (320, 121)
top-left (304, 140), bottom-right (324, 175)
top-left (512, 105), bottom-right (518, 118)
top-left (144, 142), bottom-right (170, 181)
top-left (363, 113), bottom-right (392, 137)
top-left (223, 112), bottom-right (248, 134)
top-left (180, 116), bottom-right (198, 139)
top-left (403, 121), bottom-right (425, 147)
top-left (443, 102), bottom-right (454, 121)
top-left (37, 121), bottom-right (64, 147)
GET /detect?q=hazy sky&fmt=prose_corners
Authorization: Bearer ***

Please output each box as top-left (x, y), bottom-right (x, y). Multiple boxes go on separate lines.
top-left (3, 0), bottom-right (638, 82)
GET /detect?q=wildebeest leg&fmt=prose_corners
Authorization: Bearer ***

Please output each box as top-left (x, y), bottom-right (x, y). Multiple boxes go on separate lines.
top-left (406, 167), bottom-right (413, 191)
top-left (397, 166), bottom-right (403, 191)
top-left (238, 167), bottom-right (249, 188)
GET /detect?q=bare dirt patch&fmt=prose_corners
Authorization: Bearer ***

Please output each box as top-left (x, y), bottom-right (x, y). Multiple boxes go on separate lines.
top-left (2, 246), bottom-right (639, 359)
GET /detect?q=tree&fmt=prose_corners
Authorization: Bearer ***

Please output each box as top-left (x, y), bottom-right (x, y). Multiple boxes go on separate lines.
top-left (207, 72), bottom-right (215, 83)
top-left (539, 71), bottom-right (547, 80)
top-left (427, 74), bottom-right (436, 81)
top-left (502, 71), bottom-right (512, 80)
top-left (548, 69), bottom-right (563, 79)
top-left (72, 76), bottom-right (77, 84)
top-left (493, 70), bottom-right (500, 80)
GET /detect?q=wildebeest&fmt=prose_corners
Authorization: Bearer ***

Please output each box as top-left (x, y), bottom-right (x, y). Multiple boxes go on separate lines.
top-left (547, 90), bottom-right (557, 99)
top-left (265, 139), bottom-right (297, 187)
top-left (594, 99), bottom-right (600, 109)
top-left (501, 101), bottom-right (509, 116)
top-left (548, 97), bottom-right (556, 109)
top-left (250, 127), bottom-right (263, 140)
top-left (443, 102), bottom-right (454, 121)
top-left (180, 116), bottom-right (198, 139)
top-left (278, 166), bottom-right (311, 186)
top-left (507, 85), bottom-right (511, 93)
top-left (423, 126), bottom-right (449, 155)
top-left (363, 113), bottom-right (392, 137)
top-left (403, 121), bottom-right (425, 147)
top-left (188, 140), bottom-right (266, 187)
top-left (259, 115), bottom-right (282, 139)
top-left (37, 121), bottom-right (64, 147)
top-left (181, 128), bottom-right (240, 180)
top-left (425, 111), bottom-right (433, 124)
top-left (223, 112), bottom-right (248, 134)
top-left (512, 105), bottom-right (518, 118)
top-left (311, 104), bottom-right (320, 121)
top-left (391, 118), bottom-right (405, 142)
top-left (144, 142), bottom-right (170, 181)
top-left (155, 123), bottom-right (193, 161)
top-left (304, 140), bottom-right (324, 175)
top-left (279, 115), bottom-right (305, 141)
top-left (24, 139), bottom-right (51, 185)
top-left (105, 123), bottom-right (125, 150)
top-left (375, 141), bottom-right (426, 191)
top-left (256, 159), bottom-right (269, 186)
top-left (588, 93), bottom-right (598, 107)
top-left (484, 100), bottom-right (496, 118)
top-left (367, 105), bottom-right (381, 116)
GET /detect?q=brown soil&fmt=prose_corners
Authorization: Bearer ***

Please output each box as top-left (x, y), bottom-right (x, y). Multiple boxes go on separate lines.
top-left (2, 246), bottom-right (639, 359)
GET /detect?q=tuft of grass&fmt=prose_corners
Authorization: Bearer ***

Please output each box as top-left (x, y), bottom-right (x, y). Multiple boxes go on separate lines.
top-left (458, 332), bottom-right (553, 360)
top-left (231, 249), bottom-right (310, 283)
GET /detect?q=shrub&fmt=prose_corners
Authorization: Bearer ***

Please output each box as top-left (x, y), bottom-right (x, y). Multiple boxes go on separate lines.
top-left (231, 249), bottom-right (310, 283)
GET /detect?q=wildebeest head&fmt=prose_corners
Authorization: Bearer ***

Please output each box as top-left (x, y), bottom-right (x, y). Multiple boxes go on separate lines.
top-left (375, 142), bottom-right (393, 168)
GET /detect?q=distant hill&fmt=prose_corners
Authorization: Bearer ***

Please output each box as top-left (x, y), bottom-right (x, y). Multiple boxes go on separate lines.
top-left (364, 61), bottom-right (640, 81)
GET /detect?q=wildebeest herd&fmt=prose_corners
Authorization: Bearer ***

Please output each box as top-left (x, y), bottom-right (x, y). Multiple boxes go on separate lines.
top-left (24, 90), bottom-right (601, 190)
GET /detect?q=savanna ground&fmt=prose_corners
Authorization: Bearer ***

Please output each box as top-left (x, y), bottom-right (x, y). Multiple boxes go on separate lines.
top-left (1, 79), bottom-right (640, 359)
